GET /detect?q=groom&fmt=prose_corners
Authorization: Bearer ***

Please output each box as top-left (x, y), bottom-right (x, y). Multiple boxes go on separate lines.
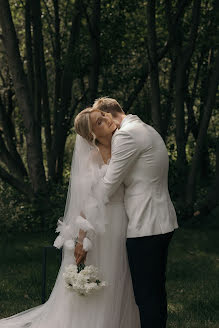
top-left (92, 97), bottom-right (178, 328)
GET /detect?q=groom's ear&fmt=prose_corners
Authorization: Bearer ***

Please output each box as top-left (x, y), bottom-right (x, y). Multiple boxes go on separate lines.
top-left (113, 119), bottom-right (120, 129)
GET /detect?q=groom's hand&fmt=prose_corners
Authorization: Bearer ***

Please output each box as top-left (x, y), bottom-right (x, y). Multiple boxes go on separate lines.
top-left (74, 242), bottom-right (87, 265)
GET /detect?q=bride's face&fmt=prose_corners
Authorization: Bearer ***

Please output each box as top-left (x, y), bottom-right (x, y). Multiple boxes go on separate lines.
top-left (90, 110), bottom-right (117, 140)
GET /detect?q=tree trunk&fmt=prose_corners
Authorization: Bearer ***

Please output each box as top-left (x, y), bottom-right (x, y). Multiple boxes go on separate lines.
top-left (186, 50), bottom-right (219, 207)
top-left (51, 0), bottom-right (82, 180)
top-left (87, 0), bottom-right (101, 104)
top-left (162, 57), bottom-right (176, 140)
top-left (0, 0), bottom-right (46, 194)
top-left (0, 166), bottom-right (33, 200)
top-left (0, 134), bottom-right (25, 180)
top-left (31, 0), bottom-right (52, 179)
top-left (25, 0), bottom-right (34, 100)
top-left (31, 0), bottom-right (42, 132)
top-left (146, 0), bottom-right (162, 135)
top-left (0, 96), bottom-right (27, 177)
top-left (174, 0), bottom-right (201, 180)
top-left (175, 62), bottom-right (187, 172)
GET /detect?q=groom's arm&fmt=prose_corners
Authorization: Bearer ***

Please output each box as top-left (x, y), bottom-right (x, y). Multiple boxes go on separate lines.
top-left (98, 130), bottom-right (140, 203)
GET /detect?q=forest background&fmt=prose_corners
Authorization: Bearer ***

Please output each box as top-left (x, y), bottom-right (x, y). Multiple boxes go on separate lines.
top-left (0, 1), bottom-right (219, 326)
top-left (0, 0), bottom-right (218, 233)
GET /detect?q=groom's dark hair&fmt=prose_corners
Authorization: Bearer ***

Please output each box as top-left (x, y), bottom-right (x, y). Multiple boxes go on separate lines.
top-left (93, 97), bottom-right (124, 116)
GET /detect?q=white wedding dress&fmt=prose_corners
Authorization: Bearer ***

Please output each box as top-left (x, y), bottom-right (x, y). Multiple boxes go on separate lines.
top-left (0, 136), bottom-right (140, 328)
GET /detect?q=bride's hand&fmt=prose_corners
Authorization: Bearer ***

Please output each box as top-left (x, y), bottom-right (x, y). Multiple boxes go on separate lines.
top-left (74, 242), bottom-right (87, 265)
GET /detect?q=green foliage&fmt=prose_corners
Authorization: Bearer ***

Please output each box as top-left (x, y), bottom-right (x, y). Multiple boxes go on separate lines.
top-left (0, 132), bottom-right (74, 234)
top-left (0, 182), bottom-right (40, 233)
top-left (0, 180), bottom-right (68, 234)
top-left (0, 0), bottom-right (218, 232)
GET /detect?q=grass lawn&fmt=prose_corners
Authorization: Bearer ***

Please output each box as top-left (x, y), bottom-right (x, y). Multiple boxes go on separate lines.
top-left (0, 213), bottom-right (218, 327)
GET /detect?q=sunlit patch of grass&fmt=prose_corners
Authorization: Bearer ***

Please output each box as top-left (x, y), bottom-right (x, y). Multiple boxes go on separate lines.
top-left (168, 302), bottom-right (184, 313)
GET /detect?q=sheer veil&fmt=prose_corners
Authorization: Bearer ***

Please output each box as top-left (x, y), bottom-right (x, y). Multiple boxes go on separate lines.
top-left (0, 135), bottom-right (107, 328)
top-left (61, 134), bottom-right (108, 234)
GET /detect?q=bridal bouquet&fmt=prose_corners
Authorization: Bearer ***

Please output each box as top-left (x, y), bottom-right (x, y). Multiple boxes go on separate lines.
top-left (63, 263), bottom-right (107, 296)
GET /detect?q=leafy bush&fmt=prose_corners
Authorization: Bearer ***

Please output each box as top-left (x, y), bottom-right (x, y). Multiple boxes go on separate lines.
top-left (0, 180), bottom-right (68, 234)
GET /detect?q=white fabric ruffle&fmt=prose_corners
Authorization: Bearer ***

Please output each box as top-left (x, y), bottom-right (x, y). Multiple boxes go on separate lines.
top-left (75, 215), bottom-right (95, 232)
top-left (82, 237), bottom-right (92, 251)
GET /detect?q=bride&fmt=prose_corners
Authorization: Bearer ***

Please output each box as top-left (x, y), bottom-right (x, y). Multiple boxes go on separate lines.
top-left (0, 107), bottom-right (140, 328)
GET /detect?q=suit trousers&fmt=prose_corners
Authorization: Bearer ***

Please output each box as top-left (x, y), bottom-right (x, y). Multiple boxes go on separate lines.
top-left (126, 231), bottom-right (174, 328)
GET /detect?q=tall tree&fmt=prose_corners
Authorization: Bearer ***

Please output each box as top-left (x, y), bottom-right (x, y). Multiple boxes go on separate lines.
top-left (186, 50), bottom-right (219, 209)
top-left (0, 0), bottom-right (46, 195)
top-left (86, 0), bottom-right (101, 104)
top-left (50, 0), bottom-right (83, 180)
top-left (146, 0), bottom-right (162, 135)
top-left (174, 0), bottom-right (201, 181)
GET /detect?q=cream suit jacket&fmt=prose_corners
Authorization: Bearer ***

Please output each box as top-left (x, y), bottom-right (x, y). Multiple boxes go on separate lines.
top-left (98, 114), bottom-right (178, 238)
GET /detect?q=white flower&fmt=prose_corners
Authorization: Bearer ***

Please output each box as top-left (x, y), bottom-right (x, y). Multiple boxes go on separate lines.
top-left (63, 264), bottom-right (107, 296)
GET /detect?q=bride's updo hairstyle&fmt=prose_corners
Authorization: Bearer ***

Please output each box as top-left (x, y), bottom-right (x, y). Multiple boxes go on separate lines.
top-left (74, 107), bottom-right (98, 146)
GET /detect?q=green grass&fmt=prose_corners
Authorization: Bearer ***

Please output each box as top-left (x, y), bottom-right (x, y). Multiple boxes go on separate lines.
top-left (0, 232), bottom-right (60, 317)
top-left (0, 214), bottom-right (219, 327)
top-left (167, 218), bottom-right (219, 328)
